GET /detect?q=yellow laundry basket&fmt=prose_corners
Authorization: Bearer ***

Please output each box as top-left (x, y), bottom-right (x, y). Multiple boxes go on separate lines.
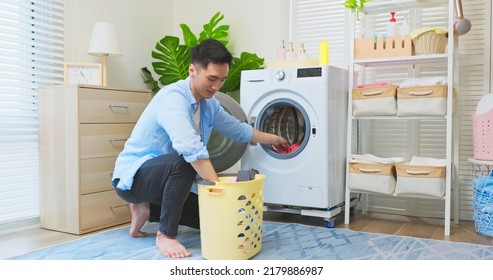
top-left (197, 174), bottom-right (265, 260)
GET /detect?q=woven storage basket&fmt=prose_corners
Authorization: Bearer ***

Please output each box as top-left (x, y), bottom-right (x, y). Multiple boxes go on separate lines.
top-left (348, 161), bottom-right (396, 194)
top-left (413, 30), bottom-right (448, 55)
top-left (394, 161), bottom-right (446, 197)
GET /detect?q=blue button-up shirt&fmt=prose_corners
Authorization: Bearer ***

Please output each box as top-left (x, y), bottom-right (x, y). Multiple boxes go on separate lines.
top-left (112, 76), bottom-right (253, 191)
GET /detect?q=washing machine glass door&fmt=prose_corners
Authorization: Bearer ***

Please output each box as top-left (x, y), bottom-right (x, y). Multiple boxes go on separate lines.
top-left (258, 98), bottom-right (310, 158)
top-left (207, 92), bottom-right (247, 173)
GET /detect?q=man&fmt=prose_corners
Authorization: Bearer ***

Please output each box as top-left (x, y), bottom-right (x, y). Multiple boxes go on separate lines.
top-left (112, 39), bottom-right (288, 258)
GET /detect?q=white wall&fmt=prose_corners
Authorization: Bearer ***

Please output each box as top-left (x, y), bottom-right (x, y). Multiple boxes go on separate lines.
top-left (171, 0), bottom-right (285, 59)
top-left (65, 0), bottom-right (174, 89)
top-left (65, 0), bottom-right (284, 90)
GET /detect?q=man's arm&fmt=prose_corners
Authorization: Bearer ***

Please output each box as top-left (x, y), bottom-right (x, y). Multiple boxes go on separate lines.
top-left (250, 129), bottom-right (289, 145)
top-left (191, 158), bottom-right (219, 182)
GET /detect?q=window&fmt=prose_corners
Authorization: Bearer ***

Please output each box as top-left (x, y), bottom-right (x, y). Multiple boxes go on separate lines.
top-left (0, 0), bottom-right (64, 224)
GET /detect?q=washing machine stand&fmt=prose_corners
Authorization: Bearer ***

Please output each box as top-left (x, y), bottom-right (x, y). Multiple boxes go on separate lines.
top-left (263, 197), bottom-right (358, 228)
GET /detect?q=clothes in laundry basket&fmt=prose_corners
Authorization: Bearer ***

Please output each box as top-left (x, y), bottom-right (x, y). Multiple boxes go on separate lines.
top-left (472, 170), bottom-right (493, 211)
top-left (472, 170), bottom-right (493, 237)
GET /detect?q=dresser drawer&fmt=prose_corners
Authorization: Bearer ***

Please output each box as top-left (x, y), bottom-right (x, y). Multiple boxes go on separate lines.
top-left (80, 190), bottom-right (130, 231)
top-left (79, 124), bottom-right (134, 159)
top-left (79, 88), bottom-right (149, 123)
top-left (80, 157), bottom-right (117, 195)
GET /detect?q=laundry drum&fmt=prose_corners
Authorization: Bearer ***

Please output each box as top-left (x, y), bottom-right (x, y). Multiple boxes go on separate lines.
top-left (258, 99), bottom-right (310, 157)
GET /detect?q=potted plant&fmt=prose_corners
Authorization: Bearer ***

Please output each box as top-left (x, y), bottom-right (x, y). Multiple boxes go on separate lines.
top-left (141, 12), bottom-right (264, 102)
top-left (343, 0), bottom-right (371, 20)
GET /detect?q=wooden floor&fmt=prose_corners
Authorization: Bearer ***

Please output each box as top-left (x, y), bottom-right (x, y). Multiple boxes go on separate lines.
top-left (265, 211), bottom-right (493, 245)
top-left (1, 210), bottom-right (492, 259)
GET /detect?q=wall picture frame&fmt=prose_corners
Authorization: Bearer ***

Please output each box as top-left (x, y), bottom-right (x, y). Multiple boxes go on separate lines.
top-left (64, 62), bottom-right (103, 86)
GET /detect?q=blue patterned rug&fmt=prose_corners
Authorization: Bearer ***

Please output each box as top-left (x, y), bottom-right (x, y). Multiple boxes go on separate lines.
top-left (8, 221), bottom-right (493, 260)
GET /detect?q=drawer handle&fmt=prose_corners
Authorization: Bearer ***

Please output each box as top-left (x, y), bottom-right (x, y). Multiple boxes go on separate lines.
top-left (111, 203), bottom-right (129, 210)
top-left (109, 138), bottom-right (128, 143)
top-left (109, 105), bottom-right (129, 110)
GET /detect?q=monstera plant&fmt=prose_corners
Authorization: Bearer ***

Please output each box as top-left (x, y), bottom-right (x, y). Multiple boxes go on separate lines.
top-left (141, 12), bottom-right (264, 101)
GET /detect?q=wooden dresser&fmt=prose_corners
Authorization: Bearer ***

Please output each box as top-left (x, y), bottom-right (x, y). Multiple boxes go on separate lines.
top-left (39, 85), bottom-right (151, 234)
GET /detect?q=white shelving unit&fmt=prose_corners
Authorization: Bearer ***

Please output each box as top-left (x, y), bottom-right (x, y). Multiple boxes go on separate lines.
top-left (344, 0), bottom-right (459, 236)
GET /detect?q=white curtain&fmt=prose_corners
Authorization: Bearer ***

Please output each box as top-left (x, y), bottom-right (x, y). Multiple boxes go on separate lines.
top-left (0, 0), bottom-right (64, 224)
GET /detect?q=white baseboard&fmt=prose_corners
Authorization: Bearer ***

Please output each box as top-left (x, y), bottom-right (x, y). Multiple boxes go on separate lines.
top-left (0, 217), bottom-right (40, 235)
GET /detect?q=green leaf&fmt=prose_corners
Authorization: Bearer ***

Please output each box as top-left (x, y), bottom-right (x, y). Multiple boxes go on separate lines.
top-left (141, 12), bottom-right (264, 95)
top-left (151, 36), bottom-right (190, 85)
top-left (343, 0), bottom-right (371, 12)
top-left (198, 11), bottom-right (229, 45)
top-left (140, 67), bottom-right (160, 94)
top-left (180, 24), bottom-right (199, 47)
top-left (220, 52), bottom-right (264, 94)
top-left (343, 0), bottom-right (357, 9)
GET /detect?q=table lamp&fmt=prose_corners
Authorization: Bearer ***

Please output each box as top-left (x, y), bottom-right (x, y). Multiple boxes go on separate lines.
top-left (87, 22), bottom-right (122, 86)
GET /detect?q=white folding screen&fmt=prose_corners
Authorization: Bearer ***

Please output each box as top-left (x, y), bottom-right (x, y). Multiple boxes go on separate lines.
top-left (291, 0), bottom-right (491, 220)
top-left (290, 0), bottom-right (349, 69)
top-left (0, 0), bottom-right (64, 224)
top-left (455, 0), bottom-right (491, 219)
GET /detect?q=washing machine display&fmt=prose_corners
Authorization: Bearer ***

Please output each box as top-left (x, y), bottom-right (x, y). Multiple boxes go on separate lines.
top-left (257, 99), bottom-right (310, 158)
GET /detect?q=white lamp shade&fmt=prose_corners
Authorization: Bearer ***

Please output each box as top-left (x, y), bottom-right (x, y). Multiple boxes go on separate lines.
top-left (88, 22), bottom-right (122, 56)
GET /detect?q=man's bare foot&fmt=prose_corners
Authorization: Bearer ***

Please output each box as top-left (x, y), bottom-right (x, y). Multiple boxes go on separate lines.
top-left (129, 203), bottom-right (150, 237)
top-left (156, 231), bottom-right (192, 258)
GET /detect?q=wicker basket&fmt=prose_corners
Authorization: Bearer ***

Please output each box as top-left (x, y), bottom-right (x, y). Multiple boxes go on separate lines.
top-left (412, 30), bottom-right (448, 55)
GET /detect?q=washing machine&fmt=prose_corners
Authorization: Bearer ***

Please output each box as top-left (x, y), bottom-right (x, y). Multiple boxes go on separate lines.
top-left (210, 65), bottom-right (348, 214)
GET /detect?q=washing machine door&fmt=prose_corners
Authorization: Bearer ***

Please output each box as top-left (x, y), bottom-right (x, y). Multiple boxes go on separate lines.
top-left (256, 98), bottom-right (310, 158)
top-left (208, 92), bottom-right (248, 172)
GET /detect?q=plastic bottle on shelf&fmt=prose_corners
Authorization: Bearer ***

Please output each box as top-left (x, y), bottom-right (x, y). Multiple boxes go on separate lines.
top-left (358, 13), bottom-right (367, 38)
top-left (285, 42), bottom-right (297, 59)
top-left (386, 12), bottom-right (400, 40)
top-left (400, 14), bottom-right (410, 37)
top-left (276, 40), bottom-right (286, 60)
top-left (299, 43), bottom-right (309, 59)
top-left (318, 41), bottom-right (329, 65)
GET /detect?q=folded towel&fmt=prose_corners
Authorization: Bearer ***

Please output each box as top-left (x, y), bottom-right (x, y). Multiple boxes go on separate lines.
top-left (356, 82), bottom-right (393, 89)
top-left (409, 156), bottom-right (446, 167)
top-left (350, 154), bottom-right (405, 164)
top-left (400, 77), bottom-right (447, 88)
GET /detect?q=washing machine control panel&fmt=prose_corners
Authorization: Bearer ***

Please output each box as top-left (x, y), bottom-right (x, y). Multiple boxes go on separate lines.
top-left (297, 67), bottom-right (322, 78)
top-left (275, 70), bottom-right (285, 80)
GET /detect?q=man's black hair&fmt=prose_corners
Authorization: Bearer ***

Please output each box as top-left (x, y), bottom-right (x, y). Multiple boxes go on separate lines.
top-left (190, 38), bottom-right (233, 69)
